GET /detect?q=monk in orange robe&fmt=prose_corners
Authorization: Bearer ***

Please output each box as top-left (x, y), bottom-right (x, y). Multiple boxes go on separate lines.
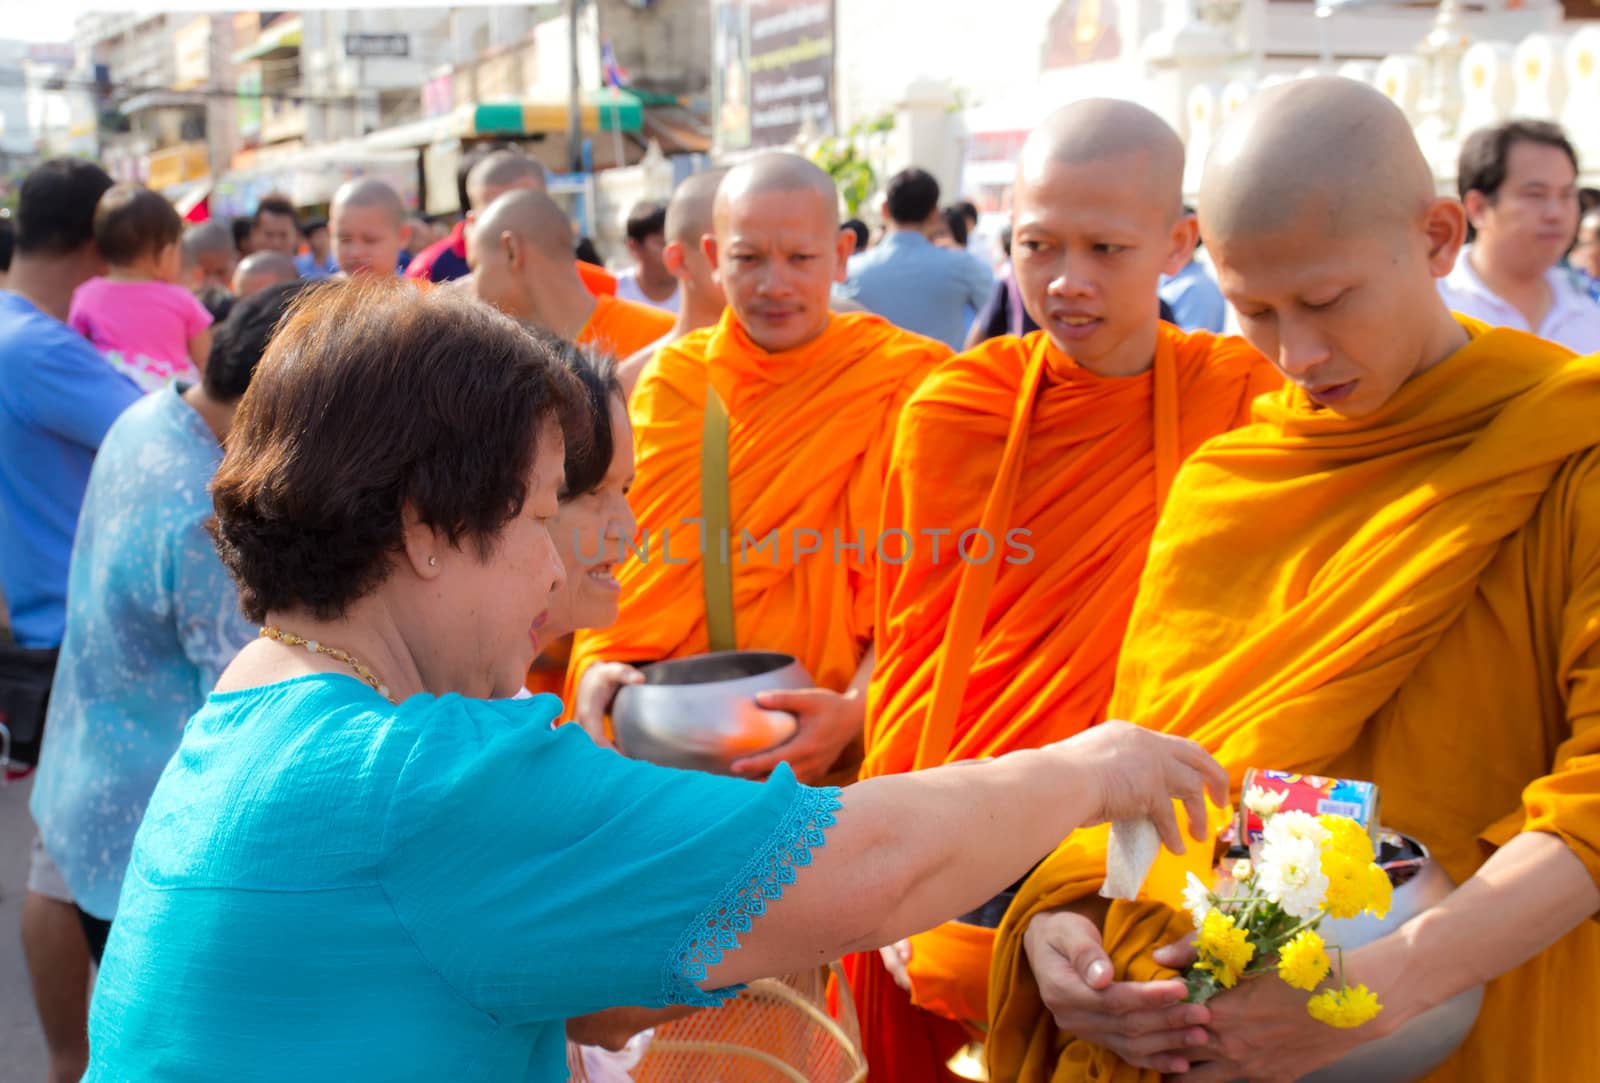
top-left (619, 169), bottom-right (731, 397)
top-left (845, 100), bottom-right (1279, 1082)
top-left (471, 189), bottom-right (672, 361)
top-left (989, 76), bottom-right (1600, 1083)
top-left (565, 152), bottom-right (950, 786)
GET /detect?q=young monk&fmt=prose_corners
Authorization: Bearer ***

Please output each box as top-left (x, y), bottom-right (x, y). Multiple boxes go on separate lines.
top-left (849, 100), bottom-right (1278, 1082)
top-left (988, 75), bottom-right (1600, 1083)
top-left (471, 189), bottom-right (673, 361)
top-left (330, 178), bottom-right (410, 278)
top-left (618, 168), bottom-right (730, 396)
top-left (564, 153), bottom-right (951, 786)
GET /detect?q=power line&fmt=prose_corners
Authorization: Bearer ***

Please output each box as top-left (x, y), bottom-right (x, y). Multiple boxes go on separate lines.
top-left (0, 65), bottom-right (386, 109)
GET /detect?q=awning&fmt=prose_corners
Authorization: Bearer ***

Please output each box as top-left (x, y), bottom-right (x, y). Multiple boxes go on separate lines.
top-left (232, 18), bottom-right (303, 65)
top-left (120, 89), bottom-right (206, 115)
top-left (471, 88), bottom-right (643, 137)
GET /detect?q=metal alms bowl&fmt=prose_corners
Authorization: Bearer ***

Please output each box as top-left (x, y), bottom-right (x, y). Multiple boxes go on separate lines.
top-left (610, 650), bottom-right (811, 775)
top-left (1301, 833), bottom-right (1484, 1083)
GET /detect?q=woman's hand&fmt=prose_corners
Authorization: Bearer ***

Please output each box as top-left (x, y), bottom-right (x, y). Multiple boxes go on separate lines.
top-left (1050, 721), bottom-right (1229, 852)
top-left (1023, 907), bottom-right (1210, 1074)
top-left (572, 662), bottom-right (644, 749)
top-left (880, 939), bottom-right (913, 993)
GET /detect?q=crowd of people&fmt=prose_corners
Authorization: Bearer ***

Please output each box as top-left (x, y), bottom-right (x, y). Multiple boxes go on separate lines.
top-left (3, 75), bottom-right (1600, 1083)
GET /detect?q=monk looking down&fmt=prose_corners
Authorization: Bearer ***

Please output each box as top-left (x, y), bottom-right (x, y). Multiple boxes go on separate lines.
top-left (565, 153), bottom-right (950, 786)
top-left (847, 100), bottom-right (1278, 1082)
top-left (989, 76), bottom-right (1600, 1083)
top-left (618, 168), bottom-right (731, 397)
top-left (471, 190), bottom-right (672, 362)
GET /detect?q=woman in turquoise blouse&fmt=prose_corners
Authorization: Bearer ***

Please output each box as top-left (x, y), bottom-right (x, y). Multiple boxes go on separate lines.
top-left (85, 280), bottom-right (1225, 1081)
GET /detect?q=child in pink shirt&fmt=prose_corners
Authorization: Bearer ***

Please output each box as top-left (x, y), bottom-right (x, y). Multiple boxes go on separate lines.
top-left (69, 184), bottom-right (213, 392)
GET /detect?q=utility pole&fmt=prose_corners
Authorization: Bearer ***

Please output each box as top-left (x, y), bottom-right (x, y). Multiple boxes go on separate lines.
top-left (566, 0), bottom-right (582, 174)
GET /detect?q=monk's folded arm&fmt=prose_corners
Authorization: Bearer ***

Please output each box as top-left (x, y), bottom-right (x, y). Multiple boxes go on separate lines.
top-left (700, 749), bottom-right (1099, 990)
top-left (1363, 831), bottom-right (1600, 1035)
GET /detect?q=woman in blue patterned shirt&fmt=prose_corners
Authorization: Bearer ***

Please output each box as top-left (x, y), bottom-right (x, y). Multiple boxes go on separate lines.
top-left (84, 279), bottom-right (1225, 1081)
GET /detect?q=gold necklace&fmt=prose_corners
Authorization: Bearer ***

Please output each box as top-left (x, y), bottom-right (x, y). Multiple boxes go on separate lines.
top-left (259, 626), bottom-right (395, 703)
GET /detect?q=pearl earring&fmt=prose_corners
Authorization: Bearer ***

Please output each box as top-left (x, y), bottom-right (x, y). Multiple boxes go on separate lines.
top-left (428, 556), bottom-right (438, 567)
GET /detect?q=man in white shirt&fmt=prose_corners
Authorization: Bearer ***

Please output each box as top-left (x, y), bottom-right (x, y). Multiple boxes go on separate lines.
top-left (1439, 120), bottom-right (1600, 353)
top-left (614, 200), bottom-right (680, 314)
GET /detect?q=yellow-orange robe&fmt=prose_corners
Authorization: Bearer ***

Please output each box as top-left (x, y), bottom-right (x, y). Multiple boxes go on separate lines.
top-left (565, 309), bottom-right (948, 774)
top-left (845, 326), bottom-right (1277, 1080)
top-left (577, 294), bottom-right (676, 362)
top-left (988, 319), bottom-right (1600, 1083)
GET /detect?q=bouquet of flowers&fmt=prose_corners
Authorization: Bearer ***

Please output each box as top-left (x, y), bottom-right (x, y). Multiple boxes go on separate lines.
top-left (1181, 785), bottom-right (1393, 1028)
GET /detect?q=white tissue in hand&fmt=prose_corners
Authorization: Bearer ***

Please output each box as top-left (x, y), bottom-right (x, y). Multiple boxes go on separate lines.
top-left (1100, 819), bottom-right (1161, 900)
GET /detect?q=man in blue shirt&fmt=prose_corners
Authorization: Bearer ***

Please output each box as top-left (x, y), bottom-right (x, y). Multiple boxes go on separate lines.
top-left (839, 167), bottom-right (993, 350)
top-left (1, 157), bottom-right (139, 1083)
top-left (1157, 209), bottom-right (1229, 333)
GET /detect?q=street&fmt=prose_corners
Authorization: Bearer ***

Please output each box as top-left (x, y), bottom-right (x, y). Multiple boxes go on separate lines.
top-left (1, 774), bottom-right (50, 1081)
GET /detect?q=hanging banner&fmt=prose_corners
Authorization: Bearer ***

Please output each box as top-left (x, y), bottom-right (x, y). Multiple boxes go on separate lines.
top-left (711, 0), bottom-right (834, 151)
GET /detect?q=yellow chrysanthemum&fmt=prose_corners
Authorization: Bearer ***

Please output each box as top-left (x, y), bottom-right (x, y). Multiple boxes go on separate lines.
top-left (1195, 909), bottom-right (1256, 989)
top-left (1307, 983), bottom-right (1382, 1028)
top-left (1317, 815), bottom-right (1376, 865)
top-left (1321, 851), bottom-right (1367, 920)
top-left (1361, 862), bottom-right (1393, 919)
top-left (1276, 929), bottom-right (1331, 991)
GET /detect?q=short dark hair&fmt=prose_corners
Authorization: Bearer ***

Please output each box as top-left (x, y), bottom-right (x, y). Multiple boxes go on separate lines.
top-left (15, 158), bottom-right (114, 256)
top-left (552, 339), bottom-right (624, 498)
top-left (941, 206), bottom-right (969, 248)
top-left (204, 279), bottom-right (316, 404)
top-left (197, 285), bottom-right (236, 324)
top-left (93, 184), bottom-right (183, 266)
top-left (1580, 187), bottom-right (1600, 216)
top-left (252, 195), bottom-right (298, 230)
top-left (843, 217), bottom-right (869, 253)
top-left (231, 218), bottom-right (254, 250)
top-left (885, 168), bottom-right (940, 225)
top-left (1457, 120), bottom-right (1579, 203)
top-left (625, 201), bottom-right (667, 245)
top-left (952, 200), bottom-right (979, 228)
top-left (0, 215), bottom-right (13, 272)
top-left (302, 217), bottom-right (329, 237)
top-left (210, 280), bottom-right (586, 623)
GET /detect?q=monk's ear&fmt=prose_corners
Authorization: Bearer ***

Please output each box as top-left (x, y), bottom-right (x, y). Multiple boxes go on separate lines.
top-left (1422, 197), bottom-right (1468, 279)
top-left (832, 227), bottom-right (853, 284)
top-left (702, 233), bottom-right (721, 272)
top-left (837, 225), bottom-right (859, 260)
top-left (1162, 213), bottom-right (1200, 277)
top-left (662, 240), bottom-right (686, 277)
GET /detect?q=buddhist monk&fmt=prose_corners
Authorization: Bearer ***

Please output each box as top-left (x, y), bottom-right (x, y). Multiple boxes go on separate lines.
top-left (618, 168), bottom-right (730, 396)
top-left (329, 178), bottom-right (410, 278)
top-left (564, 152), bottom-right (950, 786)
top-left (472, 189), bottom-right (673, 361)
top-left (988, 75), bottom-right (1600, 1083)
top-left (847, 100), bottom-right (1278, 1081)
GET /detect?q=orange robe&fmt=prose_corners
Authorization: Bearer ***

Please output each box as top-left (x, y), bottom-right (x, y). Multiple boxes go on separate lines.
top-left (577, 294), bottom-right (675, 361)
top-left (565, 309), bottom-right (948, 771)
top-left (988, 319), bottom-right (1600, 1083)
top-left (845, 327), bottom-right (1277, 1081)
top-left (576, 260), bottom-right (618, 297)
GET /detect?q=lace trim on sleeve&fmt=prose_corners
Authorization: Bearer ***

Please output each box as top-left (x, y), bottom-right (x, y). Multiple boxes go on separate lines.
top-left (660, 784), bottom-right (843, 1007)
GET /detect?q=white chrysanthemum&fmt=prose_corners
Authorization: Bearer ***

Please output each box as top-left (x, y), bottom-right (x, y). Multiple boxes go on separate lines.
top-left (1232, 858), bottom-right (1253, 881)
top-left (1262, 809), bottom-right (1330, 851)
top-left (1183, 871), bottom-right (1214, 924)
top-left (1257, 836), bottom-right (1330, 919)
top-left (1244, 786), bottom-right (1287, 819)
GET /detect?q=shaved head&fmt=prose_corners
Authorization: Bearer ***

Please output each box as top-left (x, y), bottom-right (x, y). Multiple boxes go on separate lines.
top-left (1199, 76), bottom-right (1436, 245)
top-left (232, 250), bottom-right (299, 298)
top-left (466, 151), bottom-right (547, 211)
top-left (331, 178), bottom-right (407, 228)
top-left (666, 169), bottom-right (729, 245)
top-left (1020, 98), bottom-right (1186, 221)
top-left (475, 189), bottom-right (577, 262)
top-left (714, 152), bottom-right (839, 235)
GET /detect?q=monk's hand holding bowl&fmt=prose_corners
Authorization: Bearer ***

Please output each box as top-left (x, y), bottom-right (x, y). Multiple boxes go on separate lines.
top-left (571, 661), bottom-right (644, 750)
top-left (731, 685), bottom-right (865, 782)
top-left (1020, 721), bottom-right (1229, 1075)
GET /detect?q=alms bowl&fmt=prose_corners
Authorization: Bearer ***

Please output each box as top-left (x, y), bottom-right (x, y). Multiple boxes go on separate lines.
top-left (610, 650), bottom-right (811, 775)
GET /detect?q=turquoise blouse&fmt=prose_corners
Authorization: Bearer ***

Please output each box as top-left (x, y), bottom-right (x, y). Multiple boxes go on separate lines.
top-left (85, 675), bottom-right (841, 1081)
